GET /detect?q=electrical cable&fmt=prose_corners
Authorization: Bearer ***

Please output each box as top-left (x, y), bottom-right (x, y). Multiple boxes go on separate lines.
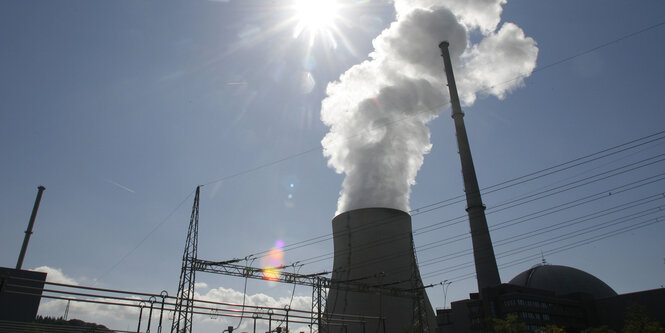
top-left (234, 256), bottom-right (255, 329)
top-left (95, 188), bottom-right (197, 283)
top-left (434, 214), bottom-right (665, 283)
top-left (291, 170), bottom-right (665, 282)
top-left (286, 164), bottom-right (665, 271)
top-left (245, 130), bottom-right (665, 261)
top-left (59, 19), bottom-right (665, 326)
top-left (197, 18), bottom-right (665, 190)
top-left (176, 20), bottom-right (665, 277)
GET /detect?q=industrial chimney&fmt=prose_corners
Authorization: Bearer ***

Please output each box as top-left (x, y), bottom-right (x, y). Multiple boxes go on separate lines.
top-left (438, 41), bottom-right (501, 291)
top-left (325, 208), bottom-right (436, 333)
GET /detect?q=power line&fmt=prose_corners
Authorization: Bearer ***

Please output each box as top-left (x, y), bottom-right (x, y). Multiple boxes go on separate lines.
top-left (433, 214), bottom-right (665, 283)
top-left (92, 17), bottom-right (665, 293)
top-left (198, 19), bottom-right (665, 189)
top-left (274, 151), bottom-right (665, 268)
top-left (106, 18), bottom-right (665, 279)
top-left (291, 169), bottom-right (665, 277)
top-left (95, 188), bottom-right (197, 283)
top-left (246, 130), bottom-right (665, 260)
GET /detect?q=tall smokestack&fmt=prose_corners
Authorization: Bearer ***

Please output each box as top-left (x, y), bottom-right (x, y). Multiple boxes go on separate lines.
top-left (439, 41), bottom-right (501, 291)
top-left (325, 208), bottom-right (436, 333)
top-left (16, 185), bottom-right (46, 270)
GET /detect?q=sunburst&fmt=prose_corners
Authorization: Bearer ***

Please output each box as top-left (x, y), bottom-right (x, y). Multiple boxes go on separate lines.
top-left (292, 0), bottom-right (340, 45)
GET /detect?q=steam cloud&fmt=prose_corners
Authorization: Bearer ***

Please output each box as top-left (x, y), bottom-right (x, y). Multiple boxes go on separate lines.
top-left (322, 0), bottom-right (538, 215)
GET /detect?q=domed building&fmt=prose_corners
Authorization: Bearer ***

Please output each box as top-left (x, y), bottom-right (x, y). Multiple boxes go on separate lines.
top-left (436, 263), bottom-right (665, 333)
top-left (508, 264), bottom-right (617, 299)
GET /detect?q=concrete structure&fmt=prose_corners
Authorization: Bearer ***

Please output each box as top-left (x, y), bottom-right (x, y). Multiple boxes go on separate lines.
top-left (439, 41), bottom-right (501, 292)
top-left (509, 265), bottom-right (617, 299)
top-left (434, 41), bottom-right (664, 332)
top-left (325, 208), bottom-right (437, 333)
top-left (0, 267), bottom-right (47, 322)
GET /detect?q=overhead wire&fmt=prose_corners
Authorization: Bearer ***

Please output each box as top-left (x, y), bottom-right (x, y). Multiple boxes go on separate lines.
top-left (105, 17), bottom-right (665, 283)
top-left (95, 188), bottom-right (197, 283)
top-left (274, 160), bottom-right (665, 285)
top-left (197, 18), bottom-right (665, 189)
top-left (92, 17), bottom-right (665, 302)
top-left (279, 152), bottom-right (665, 270)
top-left (421, 212), bottom-right (665, 280)
top-left (433, 213), bottom-right (665, 283)
top-left (245, 130), bottom-right (665, 261)
top-left (204, 149), bottom-right (665, 290)
top-left (302, 185), bottom-right (665, 278)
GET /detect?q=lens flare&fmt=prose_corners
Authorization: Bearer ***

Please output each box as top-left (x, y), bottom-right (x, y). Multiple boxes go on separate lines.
top-left (262, 267), bottom-right (280, 281)
top-left (261, 246), bottom-right (284, 281)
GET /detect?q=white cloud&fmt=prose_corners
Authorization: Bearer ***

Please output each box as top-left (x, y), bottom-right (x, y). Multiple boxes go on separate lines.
top-left (195, 287), bottom-right (312, 333)
top-left (394, 0), bottom-right (506, 33)
top-left (34, 266), bottom-right (79, 285)
top-left (33, 266), bottom-right (311, 333)
top-left (321, 1), bottom-right (538, 215)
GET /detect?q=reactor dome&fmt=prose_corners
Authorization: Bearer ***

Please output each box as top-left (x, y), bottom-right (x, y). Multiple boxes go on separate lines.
top-left (508, 264), bottom-right (617, 299)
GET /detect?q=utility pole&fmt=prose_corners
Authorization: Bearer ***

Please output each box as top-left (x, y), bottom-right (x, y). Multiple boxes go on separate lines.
top-left (64, 300), bottom-right (71, 320)
top-left (439, 41), bottom-right (501, 292)
top-left (16, 185), bottom-right (46, 270)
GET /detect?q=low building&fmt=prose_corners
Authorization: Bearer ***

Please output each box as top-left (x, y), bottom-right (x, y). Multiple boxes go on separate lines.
top-left (0, 267), bottom-right (47, 322)
top-left (436, 264), bottom-right (665, 333)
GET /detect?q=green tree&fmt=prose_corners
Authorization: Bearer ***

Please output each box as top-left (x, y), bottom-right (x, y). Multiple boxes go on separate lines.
top-left (580, 326), bottom-right (615, 333)
top-left (537, 324), bottom-right (566, 333)
top-left (623, 304), bottom-right (665, 333)
top-left (491, 315), bottom-right (526, 333)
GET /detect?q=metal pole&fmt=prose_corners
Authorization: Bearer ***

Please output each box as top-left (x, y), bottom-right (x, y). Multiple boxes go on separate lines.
top-left (253, 314), bottom-right (258, 333)
top-left (443, 281), bottom-right (452, 309)
top-left (268, 309), bottom-right (273, 333)
top-left (438, 41), bottom-right (501, 291)
top-left (158, 290), bottom-right (168, 333)
top-left (147, 296), bottom-right (156, 333)
top-left (316, 279), bottom-right (322, 333)
top-left (16, 186), bottom-right (45, 270)
top-left (137, 302), bottom-right (146, 333)
top-left (285, 305), bottom-right (290, 333)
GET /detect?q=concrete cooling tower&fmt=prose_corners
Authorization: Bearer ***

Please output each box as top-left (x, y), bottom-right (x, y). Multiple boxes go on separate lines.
top-left (324, 208), bottom-right (436, 333)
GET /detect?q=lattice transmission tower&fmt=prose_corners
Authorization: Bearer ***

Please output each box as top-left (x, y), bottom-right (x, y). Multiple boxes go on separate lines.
top-left (171, 186), bottom-right (200, 333)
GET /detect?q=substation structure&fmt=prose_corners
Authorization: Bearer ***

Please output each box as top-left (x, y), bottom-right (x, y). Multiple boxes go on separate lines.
top-left (171, 187), bottom-right (432, 333)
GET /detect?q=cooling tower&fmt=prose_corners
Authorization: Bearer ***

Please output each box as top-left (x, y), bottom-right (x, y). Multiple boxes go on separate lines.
top-left (324, 208), bottom-right (436, 333)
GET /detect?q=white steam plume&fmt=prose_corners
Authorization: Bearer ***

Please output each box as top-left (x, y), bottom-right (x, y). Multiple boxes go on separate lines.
top-left (322, 0), bottom-right (538, 215)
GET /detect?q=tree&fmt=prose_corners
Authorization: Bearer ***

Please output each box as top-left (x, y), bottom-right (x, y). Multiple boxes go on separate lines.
top-left (580, 326), bottom-right (615, 333)
top-left (491, 315), bottom-right (526, 333)
top-left (623, 304), bottom-right (665, 333)
top-left (537, 324), bottom-right (566, 333)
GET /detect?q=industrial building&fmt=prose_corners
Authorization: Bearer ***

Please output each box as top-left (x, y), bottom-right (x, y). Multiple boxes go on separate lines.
top-left (436, 265), bottom-right (665, 332)
top-left (324, 208), bottom-right (437, 333)
top-left (319, 40), bottom-right (665, 333)
top-left (432, 41), bottom-right (665, 332)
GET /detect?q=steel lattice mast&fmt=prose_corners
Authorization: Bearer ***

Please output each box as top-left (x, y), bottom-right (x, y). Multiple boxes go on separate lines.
top-left (171, 186), bottom-right (200, 333)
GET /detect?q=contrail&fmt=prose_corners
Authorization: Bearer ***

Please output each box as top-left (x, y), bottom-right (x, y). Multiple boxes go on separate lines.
top-left (104, 179), bottom-right (135, 193)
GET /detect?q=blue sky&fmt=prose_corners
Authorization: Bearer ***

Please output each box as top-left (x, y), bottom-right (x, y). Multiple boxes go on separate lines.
top-left (1, 0), bottom-right (665, 331)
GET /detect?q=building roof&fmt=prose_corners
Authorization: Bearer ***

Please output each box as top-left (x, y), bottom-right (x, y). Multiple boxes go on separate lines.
top-left (508, 264), bottom-right (617, 299)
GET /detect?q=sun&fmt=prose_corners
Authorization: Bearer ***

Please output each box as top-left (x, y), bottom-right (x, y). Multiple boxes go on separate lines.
top-left (292, 0), bottom-right (340, 39)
